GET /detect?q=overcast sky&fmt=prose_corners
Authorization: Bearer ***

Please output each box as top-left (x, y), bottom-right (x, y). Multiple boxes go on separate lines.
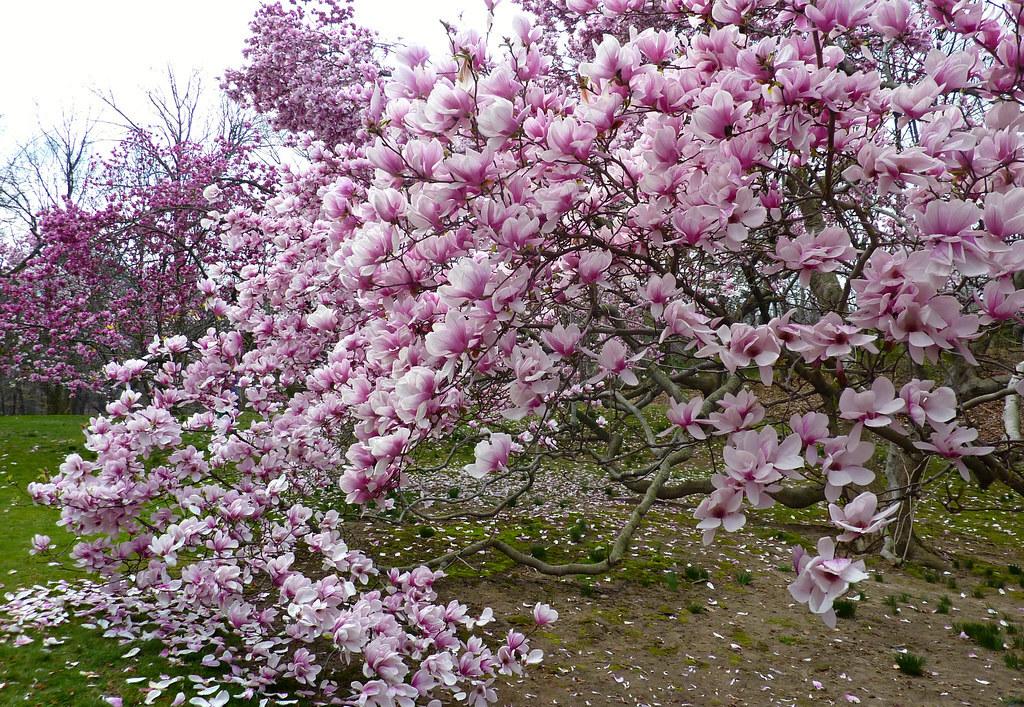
top-left (0, 0), bottom-right (515, 152)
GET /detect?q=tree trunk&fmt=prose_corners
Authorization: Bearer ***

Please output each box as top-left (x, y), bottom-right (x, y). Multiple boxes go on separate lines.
top-left (880, 444), bottom-right (948, 569)
top-left (43, 384), bottom-right (71, 415)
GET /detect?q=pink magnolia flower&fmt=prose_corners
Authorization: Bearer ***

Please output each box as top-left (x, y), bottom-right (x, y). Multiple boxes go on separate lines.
top-left (464, 433), bottom-right (514, 479)
top-left (899, 379), bottom-right (956, 427)
top-left (202, 183), bottom-right (222, 202)
top-left (577, 250), bottom-right (614, 286)
top-left (924, 49), bottom-right (973, 92)
top-left (369, 428), bottom-right (412, 461)
top-left (914, 422), bottom-right (994, 480)
top-left (590, 339), bottom-right (641, 386)
top-left (693, 487), bottom-right (746, 545)
top-left (773, 227), bottom-right (856, 287)
top-left (477, 97), bottom-right (518, 139)
top-left (125, 407), bottom-right (181, 455)
top-left (719, 427), bottom-right (804, 507)
top-left (667, 207), bottom-right (716, 248)
top-left (711, 0), bottom-right (761, 24)
top-left (444, 147), bottom-right (496, 188)
top-left (162, 335), bottom-right (189, 354)
top-left (368, 187), bottom-right (407, 222)
top-left (691, 89), bottom-right (751, 140)
top-left (720, 187), bottom-right (767, 250)
top-left (305, 303), bottom-right (337, 331)
top-left (708, 390), bottom-right (765, 435)
top-left (829, 492), bottom-right (900, 542)
top-left (790, 412), bottom-right (831, 462)
top-left (424, 312), bottom-right (478, 361)
top-left (103, 359), bottom-right (147, 384)
top-left (698, 323), bottom-right (780, 385)
top-left (819, 427), bottom-right (876, 502)
top-left (983, 188), bottom-right (1024, 239)
top-left (540, 117), bottom-right (597, 161)
top-left (287, 647), bottom-right (322, 685)
top-left (977, 279), bottom-right (1024, 323)
top-left (891, 77), bottom-right (941, 120)
top-left (631, 28), bottom-right (679, 64)
top-left (506, 344), bottom-right (558, 419)
top-left (362, 638), bottom-right (409, 684)
top-left (579, 35), bottom-right (640, 86)
top-left (897, 294), bottom-right (981, 364)
top-left (541, 323), bottom-right (582, 359)
top-left (785, 313), bottom-right (877, 363)
top-left (852, 254), bottom-right (983, 362)
top-left (871, 0), bottom-right (913, 39)
top-left (644, 273), bottom-right (678, 319)
top-left (439, 257), bottom-right (493, 304)
top-left (393, 367), bottom-right (439, 427)
top-left (913, 199), bottom-right (988, 275)
top-left (838, 377), bottom-right (906, 430)
top-left (30, 534), bottom-right (52, 555)
top-left (661, 300), bottom-right (716, 344)
top-left (665, 396), bottom-right (707, 439)
top-left (533, 603), bottom-right (559, 627)
top-left (804, 0), bottom-right (872, 32)
top-left (789, 537), bottom-right (869, 627)
top-left (601, 0), bottom-right (646, 15)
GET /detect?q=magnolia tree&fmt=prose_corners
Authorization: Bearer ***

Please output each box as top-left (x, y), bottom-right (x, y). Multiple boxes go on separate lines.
top-left (0, 77), bottom-right (276, 404)
top-left (14, 0), bottom-right (1024, 703)
top-left (223, 0), bottom-right (382, 147)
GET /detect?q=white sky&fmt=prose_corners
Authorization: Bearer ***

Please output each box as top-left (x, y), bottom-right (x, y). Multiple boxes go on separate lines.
top-left (0, 0), bottom-right (517, 154)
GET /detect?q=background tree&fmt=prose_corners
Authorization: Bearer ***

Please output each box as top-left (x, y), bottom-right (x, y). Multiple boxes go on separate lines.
top-left (223, 0), bottom-right (382, 148)
top-left (0, 72), bottom-right (277, 411)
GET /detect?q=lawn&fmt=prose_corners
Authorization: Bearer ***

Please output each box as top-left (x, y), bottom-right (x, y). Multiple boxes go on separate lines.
top-left (0, 416), bottom-right (85, 585)
top-left (0, 416), bottom-right (200, 707)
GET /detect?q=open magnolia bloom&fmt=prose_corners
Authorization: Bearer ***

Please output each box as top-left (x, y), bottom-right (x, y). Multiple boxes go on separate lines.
top-left (789, 538), bottom-right (870, 628)
top-left (828, 492), bottom-right (901, 543)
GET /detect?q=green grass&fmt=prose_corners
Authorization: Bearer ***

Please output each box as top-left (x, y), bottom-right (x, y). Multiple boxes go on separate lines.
top-left (684, 565), bottom-right (709, 582)
top-left (956, 621), bottom-right (1004, 651)
top-left (833, 598), bottom-right (857, 620)
top-left (0, 415), bottom-right (211, 705)
top-left (895, 651), bottom-right (926, 676)
top-left (0, 415), bottom-right (88, 585)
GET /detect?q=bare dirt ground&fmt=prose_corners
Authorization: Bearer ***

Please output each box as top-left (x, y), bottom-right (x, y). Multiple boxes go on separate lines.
top-left (397, 499), bottom-right (1024, 707)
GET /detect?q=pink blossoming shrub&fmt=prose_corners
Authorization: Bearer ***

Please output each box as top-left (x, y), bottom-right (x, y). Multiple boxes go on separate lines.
top-left (9, 0), bottom-right (1024, 701)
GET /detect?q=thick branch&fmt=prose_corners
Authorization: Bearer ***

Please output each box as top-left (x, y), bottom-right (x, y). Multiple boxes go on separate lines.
top-left (621, 475), bottom-right (824, 507)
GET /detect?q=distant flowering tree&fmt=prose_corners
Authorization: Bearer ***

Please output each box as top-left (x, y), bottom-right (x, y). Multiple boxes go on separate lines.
top-left (223, 0), bottom-right (383, 148)
top-left (17, 0), bottom-right (1024, 701)
top-left (0, 78), bottom-right (276, 405)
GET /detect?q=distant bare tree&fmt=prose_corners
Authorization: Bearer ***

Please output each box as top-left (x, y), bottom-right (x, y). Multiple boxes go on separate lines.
top-left (0, 113), bottom-right (97, 277)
